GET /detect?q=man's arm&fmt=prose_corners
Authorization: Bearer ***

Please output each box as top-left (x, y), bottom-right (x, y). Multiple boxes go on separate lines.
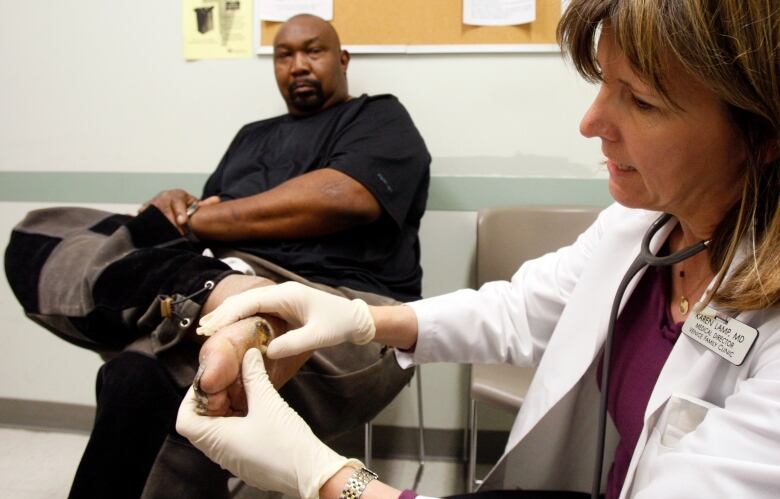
top-left (190, 168), bottom-right (381, 241)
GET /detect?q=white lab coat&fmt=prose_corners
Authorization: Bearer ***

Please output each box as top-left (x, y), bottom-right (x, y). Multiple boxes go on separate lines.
top-left (400, 203), bottom-right (780, 498)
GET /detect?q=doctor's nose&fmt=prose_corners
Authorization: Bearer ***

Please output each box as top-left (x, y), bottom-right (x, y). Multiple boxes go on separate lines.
top-left (579, 86), bottom-right (618, 142)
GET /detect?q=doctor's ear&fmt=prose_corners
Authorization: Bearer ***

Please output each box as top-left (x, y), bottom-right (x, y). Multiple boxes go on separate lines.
top-left (756, 137), bottom-right (780, 166)
top-left (764, 140), bottom-right (780, 165)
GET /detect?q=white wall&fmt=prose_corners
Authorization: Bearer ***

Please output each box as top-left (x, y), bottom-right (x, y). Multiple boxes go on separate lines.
top-left (0, 1), bottom-right (601, 177)
top-left (0, 1), bottom-right (602, 431)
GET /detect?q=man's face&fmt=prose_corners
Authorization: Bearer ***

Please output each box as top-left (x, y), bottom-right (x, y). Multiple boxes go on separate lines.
top-left (273, 16), bottom-right (350, 116)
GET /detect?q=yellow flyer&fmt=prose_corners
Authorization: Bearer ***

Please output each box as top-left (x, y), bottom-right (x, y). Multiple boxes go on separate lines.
top-left (182, 0), bottom-right (253, 60)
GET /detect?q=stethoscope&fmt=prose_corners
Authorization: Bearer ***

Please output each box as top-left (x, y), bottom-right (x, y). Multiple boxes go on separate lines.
top-left (591, 213), bottom-right (710, 499)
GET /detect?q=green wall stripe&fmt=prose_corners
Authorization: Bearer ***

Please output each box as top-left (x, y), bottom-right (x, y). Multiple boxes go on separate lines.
top-left (0, 171), bottom-right (611, 210)
top-left (0, 172), bottom-right (207, 205)
top-left (427, 176), bottom-right (611, 210)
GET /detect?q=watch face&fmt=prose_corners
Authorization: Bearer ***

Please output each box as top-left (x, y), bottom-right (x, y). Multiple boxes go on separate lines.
top-left (186, 202), bottom-right (199, 217)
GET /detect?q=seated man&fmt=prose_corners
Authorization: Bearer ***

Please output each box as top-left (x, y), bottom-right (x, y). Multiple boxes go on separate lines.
top-left (6, 14), bottom-right (429, 499)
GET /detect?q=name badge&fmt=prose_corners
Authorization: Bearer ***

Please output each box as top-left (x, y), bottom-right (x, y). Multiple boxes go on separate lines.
top-left (681, 306), bottom-right (758, 366)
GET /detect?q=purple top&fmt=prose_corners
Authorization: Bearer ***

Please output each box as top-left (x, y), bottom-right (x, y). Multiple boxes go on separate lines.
top-left (598, 264), bottom-right (683, 499)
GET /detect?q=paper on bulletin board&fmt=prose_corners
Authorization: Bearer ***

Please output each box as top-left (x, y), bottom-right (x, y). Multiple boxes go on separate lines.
top-left (463, 0), bottom-right (536, 26)
top-left (256, 0), bottom-right (333, 22)
top-left (182, 0), bottom-right (253, 60)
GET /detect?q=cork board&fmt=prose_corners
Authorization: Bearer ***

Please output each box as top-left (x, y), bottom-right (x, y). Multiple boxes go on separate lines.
top-left (258, 0), bottom-right (562, 52)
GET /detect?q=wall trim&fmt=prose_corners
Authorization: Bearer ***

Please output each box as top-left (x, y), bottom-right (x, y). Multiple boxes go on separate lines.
top-left (0, 397), bottom-right (95, 434)
top-left (0, 171), bottom-right (611, 211)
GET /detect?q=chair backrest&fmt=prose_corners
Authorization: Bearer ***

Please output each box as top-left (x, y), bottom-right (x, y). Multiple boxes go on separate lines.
top-left (476, 205), bottom-right (602, 285)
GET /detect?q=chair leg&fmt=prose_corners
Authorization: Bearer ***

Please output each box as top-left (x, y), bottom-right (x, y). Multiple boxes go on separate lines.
top-left (416, 366), bottom-right (425, 466)
top-left (409, 366), bottom-right (426, 490)
top-left (364, 422), bottom-right (372, 470)
top-left (467, 398), bottom-right (478, 493)
top-left (365, 367), bottom-right (423, 476)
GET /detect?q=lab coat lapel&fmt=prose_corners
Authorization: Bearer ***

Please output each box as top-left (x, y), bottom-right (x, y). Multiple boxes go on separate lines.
top-left (540, 210), bottom-right (673, 396)
top-left (507, 210), bottom-right (669, 449)
top-left (644, 241), bottom-right (751, 419)
top-left (623, 245), bottom-right (752, 496)
top-left (620, 326), bottom-right (718, 498)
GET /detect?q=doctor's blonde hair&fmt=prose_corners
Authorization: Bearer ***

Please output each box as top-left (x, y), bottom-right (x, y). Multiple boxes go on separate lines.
top-left (558, 0), bottom-right (780, 311)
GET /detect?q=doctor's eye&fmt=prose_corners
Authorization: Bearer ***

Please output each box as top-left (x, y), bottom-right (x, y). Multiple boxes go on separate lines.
top-left (631, 94), bottom-right (655, 112)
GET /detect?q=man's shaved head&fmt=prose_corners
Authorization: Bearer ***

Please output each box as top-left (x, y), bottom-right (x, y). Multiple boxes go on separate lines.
top-left (272, 15), bottom-right (350, 116)
top-left (274, 14), bottom-right (342, 50)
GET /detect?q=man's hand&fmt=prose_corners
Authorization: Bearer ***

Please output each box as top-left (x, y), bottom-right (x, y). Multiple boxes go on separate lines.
top-left (139, 189), bottom-right (220, 233)
top-left (177, 348), bottom-right (362, 499)
top-left (197, 281), bottom-right (376, 359)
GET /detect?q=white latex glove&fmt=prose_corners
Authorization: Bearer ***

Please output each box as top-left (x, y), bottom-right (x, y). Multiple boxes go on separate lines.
top-left (177, 348), bottom-right (362, 499)
top-left (197, 281), bottom-right (376, 359)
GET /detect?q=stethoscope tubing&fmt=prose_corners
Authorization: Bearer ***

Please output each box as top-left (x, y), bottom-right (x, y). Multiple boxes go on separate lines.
top-left (591, 213), bottom-right (710, 498)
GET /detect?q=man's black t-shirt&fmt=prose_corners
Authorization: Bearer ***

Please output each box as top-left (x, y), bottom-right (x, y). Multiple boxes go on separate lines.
top-left (202, 94), bottom-right (431, 301)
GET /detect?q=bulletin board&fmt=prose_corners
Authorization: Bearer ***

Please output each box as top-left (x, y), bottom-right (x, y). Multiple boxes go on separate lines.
top-left (257, 0), bottom-right (563, 54)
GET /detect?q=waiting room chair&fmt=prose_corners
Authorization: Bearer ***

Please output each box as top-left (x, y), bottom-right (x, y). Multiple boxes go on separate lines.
top-left (468, 204), bottom-right (601, 492)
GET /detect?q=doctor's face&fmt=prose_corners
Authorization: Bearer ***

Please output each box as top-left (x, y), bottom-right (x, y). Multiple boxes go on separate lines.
top-left (579, 29), bottom-right (746, 226)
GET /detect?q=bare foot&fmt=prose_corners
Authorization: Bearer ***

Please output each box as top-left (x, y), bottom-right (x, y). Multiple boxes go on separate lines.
top-left (193, 275), bottom-right (311, 416)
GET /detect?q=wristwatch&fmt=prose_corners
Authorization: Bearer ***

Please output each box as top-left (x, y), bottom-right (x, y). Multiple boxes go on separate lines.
top-left (339, 467), bottom-right (378, 499)
top-left (185, 202), bottom-right (200, 219)
top-left (183, 202), bottom-right (200, 242)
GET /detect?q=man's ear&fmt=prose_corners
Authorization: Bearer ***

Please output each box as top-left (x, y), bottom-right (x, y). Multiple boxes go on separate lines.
top-left (340, 49), bottom-right (350, 73)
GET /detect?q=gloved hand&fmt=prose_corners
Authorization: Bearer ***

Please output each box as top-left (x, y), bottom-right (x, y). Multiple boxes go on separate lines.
top-left (197, 281), bottom-right (376, 359)
top-left (177, 348), bottom-right (362, 499)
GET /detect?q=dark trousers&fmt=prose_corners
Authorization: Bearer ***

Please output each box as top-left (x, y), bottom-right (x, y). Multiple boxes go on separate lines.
top-left (68, 352), bottom-right (187, 499)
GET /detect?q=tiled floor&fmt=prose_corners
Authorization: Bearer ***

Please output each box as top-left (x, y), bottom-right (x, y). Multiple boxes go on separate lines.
top-left (0, 427), bottom-right (487, 498)
top-left (0, 427), bottom-right (89, 499)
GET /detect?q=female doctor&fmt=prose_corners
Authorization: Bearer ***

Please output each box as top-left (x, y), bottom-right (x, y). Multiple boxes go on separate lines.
top-left (177, 0), bottom-right (780, 498)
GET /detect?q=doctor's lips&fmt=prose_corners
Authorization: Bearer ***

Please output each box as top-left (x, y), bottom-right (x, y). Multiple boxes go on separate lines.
top-left (604, 158), bottom-right (637, 173)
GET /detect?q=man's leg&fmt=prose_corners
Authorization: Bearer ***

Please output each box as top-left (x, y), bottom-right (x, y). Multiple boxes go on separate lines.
top-left (184, 272), bottom-right (413, 439)
top-left (68, 352), bottom-right (184, 499)
top-left (140, 275), bottom-right (311, 499)
top-left (100, 270), bottom-right (405, 498)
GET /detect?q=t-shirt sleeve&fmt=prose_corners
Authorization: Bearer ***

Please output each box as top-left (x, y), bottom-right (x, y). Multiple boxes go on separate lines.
top-left (325, 96), bottom-right (431, 230)
top-left (201, 124), bottom-right (250, 199)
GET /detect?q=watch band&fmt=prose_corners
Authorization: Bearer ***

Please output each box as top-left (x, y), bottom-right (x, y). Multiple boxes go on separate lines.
top-left (183, 202), bottom-right (200, 242)
top-left (185, 202), bottom-right (199, 219)
top-left (339, 467), bottom-right (378, 499)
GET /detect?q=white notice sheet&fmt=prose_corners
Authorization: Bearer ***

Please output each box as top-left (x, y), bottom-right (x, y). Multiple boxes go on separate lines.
top-left (256, 0), bottom-right (333, 22)
top-left (463, 0), bottom-right (536, 26)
